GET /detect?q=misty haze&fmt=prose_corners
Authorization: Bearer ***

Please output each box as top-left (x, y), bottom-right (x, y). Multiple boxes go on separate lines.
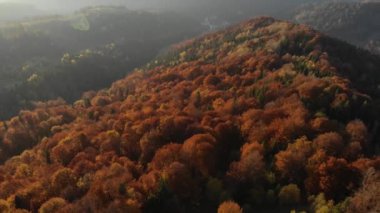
top-left (0, 0), bottom-right (379, 212)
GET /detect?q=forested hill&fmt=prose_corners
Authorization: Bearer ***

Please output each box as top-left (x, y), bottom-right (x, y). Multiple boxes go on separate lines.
top-left (0, 6), bottom-right (204, 120)
top-left (1, 2), bottom-right (380, 121)
top-left (0, 17), bottom-right (379, 212)
top-left (293, 1), bottom-right (380, 55)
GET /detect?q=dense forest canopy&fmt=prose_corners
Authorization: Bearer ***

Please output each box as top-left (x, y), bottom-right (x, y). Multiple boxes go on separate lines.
top-left (0, 17), bottom-right (379, 212)
top-left (0, 1), bottom-right (379, 212)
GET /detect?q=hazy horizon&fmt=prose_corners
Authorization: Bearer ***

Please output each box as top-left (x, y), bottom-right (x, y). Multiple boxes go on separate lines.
top-left (0, 0), bottom-right (317, 14)
top-left (0, 0), bottom-right (320, 25)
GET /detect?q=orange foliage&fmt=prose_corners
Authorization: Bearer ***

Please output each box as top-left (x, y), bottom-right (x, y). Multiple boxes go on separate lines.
top-left (149, 143), bottom-right (182, 171)
top-left (180, 134), bottom-right (217, 176)
top-left (0, 17), bottom-right (378, 211)
top-left (217, 201), bottom-right (242, 213)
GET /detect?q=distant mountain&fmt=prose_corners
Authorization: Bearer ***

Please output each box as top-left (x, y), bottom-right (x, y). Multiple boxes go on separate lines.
top-left (0, 17), bottom-right (379, 212)
top-left (0, 6), bottom-right (203, 120)
top-left (293, 1), bottom-right (380, 54)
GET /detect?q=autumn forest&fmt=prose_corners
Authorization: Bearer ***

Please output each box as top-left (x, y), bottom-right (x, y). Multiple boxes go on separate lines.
top-left (0, 1), bottom-right (379, 213)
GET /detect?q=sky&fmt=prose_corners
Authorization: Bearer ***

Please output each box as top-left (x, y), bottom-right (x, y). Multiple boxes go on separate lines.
top-left (0, 0), bottom-right (354, 23)
top-left (0, 0), bottom-right (314, 11)
top-left (0, 0), bottom-right (178, 11)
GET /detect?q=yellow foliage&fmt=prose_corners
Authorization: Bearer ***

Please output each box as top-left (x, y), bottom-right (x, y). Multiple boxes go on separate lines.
top-left (38, 197), bottom-right (67, 213)
top-left (180, 51), bottom-right (187, 60)
top-left (278, 184), bottom-right (301, 205)
top-left (0, 199), bottom-right (10, 213)
top-left (15, 163), bottom-right (32, 178)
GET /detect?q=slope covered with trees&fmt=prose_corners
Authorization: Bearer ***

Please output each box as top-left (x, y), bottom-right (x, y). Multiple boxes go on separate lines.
top-left (1, 2), bottom-right (379, 122)
top-left (0, 6), bottom-right (203, 120)
top-left (293, 1), bottom-right (380, 55)
top-left (0, 17), bottom-right (379, 212)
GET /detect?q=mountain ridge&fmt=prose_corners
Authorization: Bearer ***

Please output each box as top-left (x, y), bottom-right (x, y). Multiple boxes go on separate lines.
top-left (293, 1), bottom-right (380, 55)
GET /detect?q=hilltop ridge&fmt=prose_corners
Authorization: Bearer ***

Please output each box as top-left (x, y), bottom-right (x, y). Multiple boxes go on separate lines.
top-left (293, 1), bottom-right (380, 55)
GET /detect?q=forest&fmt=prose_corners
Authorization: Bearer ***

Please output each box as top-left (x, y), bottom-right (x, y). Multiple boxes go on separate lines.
top-left (0, 17), bottom-right (379, 212)
top-left (0, 1), bottom-right (379, 121)
top-left (293, 1), bottom-right (380, 55)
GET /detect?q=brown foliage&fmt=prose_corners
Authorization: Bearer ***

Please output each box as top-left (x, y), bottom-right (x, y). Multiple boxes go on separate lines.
top-left (227, 142), bottom-right (265, 183)
top-left (317, 157), bottom-right (361, 200)
top-left (314, 132), bottom-right (344, 156)
top-left (346, 120), bottom-right (368, 148)
top-left (275, 137), bottom-right (314, 182)
top-left (347, 168), bottom-right (380, 213)
top-left (278, 184), bottom-right (301, 205)
top-left (163, 162), bottom-right (198, 199)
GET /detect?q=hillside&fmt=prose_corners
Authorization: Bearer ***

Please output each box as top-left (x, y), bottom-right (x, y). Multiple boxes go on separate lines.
top-left (293, 1), bottom-right (380, 55)
top-left (1, 2), bottom-right (379, 122)
top-left (0, 6), bottom-right (203, 120)
top-left (0, 17), bottom-right (379, 212)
